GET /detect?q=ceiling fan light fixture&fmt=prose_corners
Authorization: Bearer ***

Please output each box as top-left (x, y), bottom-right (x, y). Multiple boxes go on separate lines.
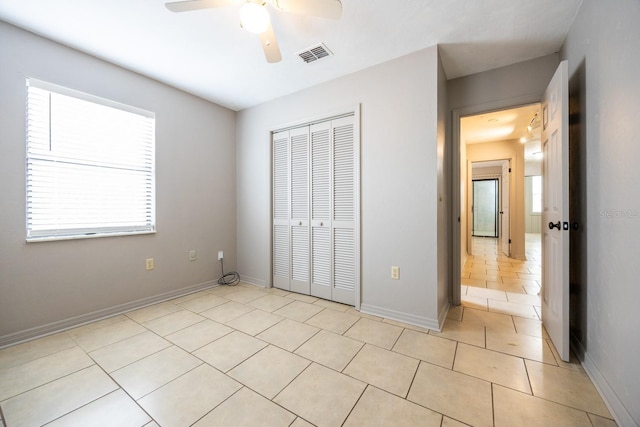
top-left (239, 2), bottom-right (270, 34)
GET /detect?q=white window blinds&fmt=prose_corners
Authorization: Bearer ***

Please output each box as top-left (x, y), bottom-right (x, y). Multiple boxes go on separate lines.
top-left (26, 78), bottom-right (156, 241)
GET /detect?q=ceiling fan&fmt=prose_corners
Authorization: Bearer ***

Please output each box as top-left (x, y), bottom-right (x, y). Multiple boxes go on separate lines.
top-left (165, 0), bottom-right (343, 63)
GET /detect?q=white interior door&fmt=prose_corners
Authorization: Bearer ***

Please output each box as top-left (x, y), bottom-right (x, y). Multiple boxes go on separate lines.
top-left (272, 130), bottom-right (290, 290)
top-left (310, 121), bottom-right (332, 300)
top-left (541, 60), bottom-right (570, 361)
top-left (330, 116), bottom-right (357, 305)
top-left (289, 127), bottom-right (310, 295)
top-left (501, 161), bottom-right (510, 256)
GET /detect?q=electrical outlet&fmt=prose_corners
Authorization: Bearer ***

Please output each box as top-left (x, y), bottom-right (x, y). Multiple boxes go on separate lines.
top-left (391, 266), bottom-right (400, 280)
top-left (189, 250), bottom-right (197, 261)
top-left (218, 250), bottom-right (224, 260)
top-left (145, 258), bottom-right (154, 271)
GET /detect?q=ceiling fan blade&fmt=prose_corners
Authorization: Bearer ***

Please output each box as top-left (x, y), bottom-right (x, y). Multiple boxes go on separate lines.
top-left (259, 23), bottom-right (282, 63)
top-left (165, 0), bottom-right (236, 13)
top-left (273, 0), bottom-right (342, 19)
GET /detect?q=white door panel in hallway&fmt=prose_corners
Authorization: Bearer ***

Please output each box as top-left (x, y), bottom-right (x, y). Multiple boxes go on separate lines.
top-left (541, 60), bottom-right (570, 362)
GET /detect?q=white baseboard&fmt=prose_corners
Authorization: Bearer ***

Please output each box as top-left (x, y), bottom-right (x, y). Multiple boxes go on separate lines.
top-left (238, 274), bottom-right (268, 288)
top-left (0, 280), bottom-right (216, 349)
top-left (360, 303), bottom-right (440, 331)
top-left (572, 335), bottom-right (638, 427)
top-left (437, 301), bottom-right (450, 332)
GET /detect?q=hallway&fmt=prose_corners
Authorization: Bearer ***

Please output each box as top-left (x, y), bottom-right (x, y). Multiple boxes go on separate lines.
top-left (461, 234), bottom-right (542, 315)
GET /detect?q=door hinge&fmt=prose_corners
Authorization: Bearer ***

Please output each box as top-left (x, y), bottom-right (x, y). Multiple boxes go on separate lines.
top-left (508, 168), bottom-right (511, 173)
top-left (508, 239), bottom-right (512, 244)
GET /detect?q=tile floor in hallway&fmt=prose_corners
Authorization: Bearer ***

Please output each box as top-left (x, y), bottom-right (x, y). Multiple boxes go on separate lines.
top-left (0, 238), bottom-right (616, 426)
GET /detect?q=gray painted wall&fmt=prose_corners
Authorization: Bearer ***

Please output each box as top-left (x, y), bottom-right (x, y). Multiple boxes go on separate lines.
top-left (561, 0), bottom-right (640, 424)
top-left (0, 21), bottom-right (237, 345)
top-left (448, 54), bottom-right (560, 113)
top-left (236, 46), bottom-right (445, 328)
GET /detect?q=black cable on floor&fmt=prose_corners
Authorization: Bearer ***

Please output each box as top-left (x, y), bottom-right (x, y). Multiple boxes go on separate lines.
top-left (217, 258), bottom-right (240, 286)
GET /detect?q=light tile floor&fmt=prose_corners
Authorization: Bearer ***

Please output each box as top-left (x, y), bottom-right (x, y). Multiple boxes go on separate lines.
top-left (0, 237), bottom-right (616, 426)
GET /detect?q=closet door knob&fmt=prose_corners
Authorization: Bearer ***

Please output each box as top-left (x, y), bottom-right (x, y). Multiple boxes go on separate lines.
top-left (548, 221), bottom-right (561, 230)
top-left (320, 222), bottom-right (324, 226)
top-left (298, 221), bottom-right (302, 226)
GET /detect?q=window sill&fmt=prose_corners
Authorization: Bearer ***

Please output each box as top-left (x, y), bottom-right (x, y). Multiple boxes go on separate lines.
top-left (26, 230), bottom-right (156, 243)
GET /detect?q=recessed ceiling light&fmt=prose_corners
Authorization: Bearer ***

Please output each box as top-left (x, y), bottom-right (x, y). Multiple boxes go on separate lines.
top-left (520, 137), bottom-right (527, 143)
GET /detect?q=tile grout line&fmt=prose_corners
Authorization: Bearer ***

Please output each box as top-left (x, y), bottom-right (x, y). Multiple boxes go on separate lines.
top-left (0, 357), bottom-right (99, 404)
top-left (39, 389), bottom-right (145, 426)
top-left (4, 272), bottom-right (607, 427)
top-left (338, 384), bottom-right (368, 427)
top-left (186, 385), bottom-right (244, 427)
top-left (1, 365), bottom-right (112, 426)
top-left (491, 382), bottom-right (496, 427)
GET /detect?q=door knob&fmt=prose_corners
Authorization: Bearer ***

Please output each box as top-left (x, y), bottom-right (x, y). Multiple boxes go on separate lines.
top-left (548, 221), bottom-right (561, 230)
top-left (298, 221), bottom-right (302, 226)
top-left (320, 222), bottom-right (324, 226)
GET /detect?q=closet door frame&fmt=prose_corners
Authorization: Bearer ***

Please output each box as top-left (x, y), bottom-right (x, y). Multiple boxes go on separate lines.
top-left (270, 105), bottom-right (361, 309)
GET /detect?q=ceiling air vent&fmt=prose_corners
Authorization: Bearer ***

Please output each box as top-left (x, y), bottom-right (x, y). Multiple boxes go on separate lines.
top-left (297, 43), bottom-right (333, 63)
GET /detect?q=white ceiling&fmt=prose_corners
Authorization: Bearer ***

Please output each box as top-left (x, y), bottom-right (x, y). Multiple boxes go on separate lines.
top-left (462, 104), bottom-right (542, 162)
top-left (0, 0), bottom-right (583, 111)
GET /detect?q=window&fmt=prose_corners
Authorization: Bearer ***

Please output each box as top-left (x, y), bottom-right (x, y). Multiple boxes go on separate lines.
top-left (26, 78), bottom-right (156, 241)
top-left (531, 175), bottom-right (542, 213)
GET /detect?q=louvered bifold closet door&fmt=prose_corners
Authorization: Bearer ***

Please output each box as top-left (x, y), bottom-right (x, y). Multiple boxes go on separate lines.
top-left (331, 116), bottom-right (357, 305)
top-left (272, 130), bottom-right (290, 290)
top-left (272, 115), bottom-right (358, 304)
top-left (310, 121), bottom-right (332, 300)
top-left (289, 126), bottom-right (311, 295)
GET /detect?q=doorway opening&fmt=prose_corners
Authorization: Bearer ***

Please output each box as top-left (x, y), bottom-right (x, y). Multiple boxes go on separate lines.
top-left (450, 61), bottom-right (570, 361)
top-left (472, 178), bottom-right (499, 238)
top-left (468, 159), bottom-right (512, 259)
top-left (453, 102), bottom-right (542, 306)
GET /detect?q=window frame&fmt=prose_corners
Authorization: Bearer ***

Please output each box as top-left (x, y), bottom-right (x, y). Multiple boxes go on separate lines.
top-left (25, 78), bottom-right (156, 242)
